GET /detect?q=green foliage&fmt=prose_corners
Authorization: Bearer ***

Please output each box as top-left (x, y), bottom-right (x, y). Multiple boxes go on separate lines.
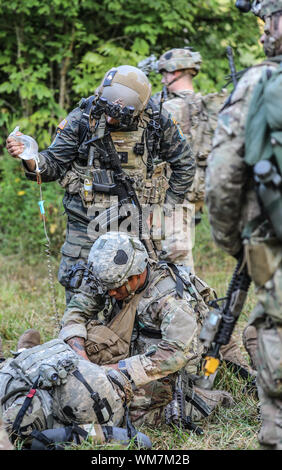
top-left (0, 0), bottom-right (264, 253)
top-left (0, 150), bottom-right (65, 256)
top-left (0, 0), bottom-right (263, 146)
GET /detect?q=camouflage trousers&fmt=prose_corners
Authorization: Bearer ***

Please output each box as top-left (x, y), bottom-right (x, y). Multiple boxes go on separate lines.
top-left (58, 217), bottom-right (93, 304)
top-left (0, 409), bottom-right (13, 451)
top-left (248, 263), bottom-right (282, 450)
top-left (129, 379), bottom-right (173, 427)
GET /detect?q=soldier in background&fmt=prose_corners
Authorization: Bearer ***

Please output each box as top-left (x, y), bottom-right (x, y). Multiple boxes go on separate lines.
top-left (149, 48), bottom-right (227, 273)
top-left (206, 0), bottom-right (282, 449)
top-left (153, 48), bottom-right (227, 225)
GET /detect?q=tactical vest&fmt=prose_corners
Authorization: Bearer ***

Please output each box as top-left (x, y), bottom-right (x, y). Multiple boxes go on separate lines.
top-left (81, 262), bottom-right (212, 366)
top-left (59, 99), bottom-right (168, 207)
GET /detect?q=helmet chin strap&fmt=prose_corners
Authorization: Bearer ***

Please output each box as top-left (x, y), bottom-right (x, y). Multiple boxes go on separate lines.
top-left (124, 276), bottom-right (142, 299)
top-left (164, 69), bottom-right (195, 89)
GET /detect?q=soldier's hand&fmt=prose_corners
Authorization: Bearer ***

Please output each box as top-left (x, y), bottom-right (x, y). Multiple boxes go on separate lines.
top-left (6, 132), bottom-right (24, 158)
top-left (67, 336), bottom-right (90, 361)
top-left (6, 133), bottom-right (36, 171)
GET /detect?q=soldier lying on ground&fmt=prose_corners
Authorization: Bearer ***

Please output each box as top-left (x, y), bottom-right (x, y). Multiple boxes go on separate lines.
top-left (0, 332), bottom-right (151, 450)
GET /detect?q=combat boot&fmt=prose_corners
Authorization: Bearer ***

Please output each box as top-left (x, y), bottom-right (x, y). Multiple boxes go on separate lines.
top-left (17, 329), bottom-right (41, 352)
top-left (0, 337), bottom-right (5, 363)
top-left (220, 336), bottom-right (256, 378)
top-left (193, 386), bottom-right (234, 412)
top-left (185, 386), bottom-right (234, 423)
top-left (242, 325), bottom-right (258, 371)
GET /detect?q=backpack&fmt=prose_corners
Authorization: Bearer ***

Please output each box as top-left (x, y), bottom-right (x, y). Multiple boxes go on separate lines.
top-left (245, 62), bottom-right (282, 172)
top-left (244, 61), bottom-right (282, 241)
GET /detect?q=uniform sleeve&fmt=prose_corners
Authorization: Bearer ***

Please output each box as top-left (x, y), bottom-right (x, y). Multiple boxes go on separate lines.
top-left (160, 109), bottom-right (196, 204)
top-left (205, 66), bottom-right (268, 256)
top-left (123, 292), bottom-right (198, 387)
top-left (58, 286), bottom-right (106, 341)
top-left (23, 107), bottom-right (82, 182)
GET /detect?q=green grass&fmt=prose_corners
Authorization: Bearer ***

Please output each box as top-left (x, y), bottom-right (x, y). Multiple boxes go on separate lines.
top-left (0, 209), bottom-right (260, 450)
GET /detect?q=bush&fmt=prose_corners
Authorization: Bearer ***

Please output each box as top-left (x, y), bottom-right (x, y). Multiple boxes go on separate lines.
top-left (0, 150), bottom-right (65, 257)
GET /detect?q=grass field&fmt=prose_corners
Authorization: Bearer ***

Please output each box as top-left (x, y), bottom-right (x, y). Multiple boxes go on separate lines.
top-left (0, 209), bottom-right (260, 450)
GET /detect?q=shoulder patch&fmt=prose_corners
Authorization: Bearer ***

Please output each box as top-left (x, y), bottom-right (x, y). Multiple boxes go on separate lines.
top-left (58, 118), bottom-right (68, 130)
top-left (171, 116), bottom-right (184, 139)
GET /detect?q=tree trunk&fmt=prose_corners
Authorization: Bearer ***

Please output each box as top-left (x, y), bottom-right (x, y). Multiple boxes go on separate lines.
top-left (59, 25), bottom-right (75, 114)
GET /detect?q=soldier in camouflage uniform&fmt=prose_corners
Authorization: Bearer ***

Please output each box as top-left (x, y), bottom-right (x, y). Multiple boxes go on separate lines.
top-left (206, 0), bottom-right (282, 449)
top-left (149, 48), bottom-right (227, 273)
top-left (59, 231), bottom-right (234, 427)
top-left (152, 48), bottom-right (227, 222)
top-left (0, 331), bottom-right (150, 449)
top-left (6, 65), bottom-right (195, 304)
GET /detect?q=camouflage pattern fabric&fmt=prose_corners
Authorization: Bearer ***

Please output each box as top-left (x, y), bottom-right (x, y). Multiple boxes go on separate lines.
top-left (260, 0), bottom-right (282, 17)
top-left (22, 100), bottom-right (195, 301)
top-left (157, 48), bottom-right (202, 75)
top-left (205, 62), bottom-right (277, 256)
top-left (0, 409), bottom-right (13, 450)
top-left (206, 59), bottom-right (282, 449)
top-left (151, 88), bottom-right (226, 270)
top-left (129, 380), bottom-right (173, 426)
top-left (153, 89), bottom-right (227, 207)
top-left (0, 344), bottom-right (130, 439)
top-left (59, 261), bottom-right (215, 420)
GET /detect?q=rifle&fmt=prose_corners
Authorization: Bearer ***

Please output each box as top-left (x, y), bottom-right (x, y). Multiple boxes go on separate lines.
top-left (165, 374), bottom-right (205, 435)
top-left (137, 54), bottom-right (159, 76)
top-left (199, 255), bottom-right (251, 384)
top-left (84, 97), bottom-right (158, 261)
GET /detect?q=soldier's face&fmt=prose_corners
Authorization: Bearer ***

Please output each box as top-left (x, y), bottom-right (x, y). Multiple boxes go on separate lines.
top-left (161, 71), bottom-right (177, 91)
top-left (260, 14), bottom-right (282, 57)
top-left (108, 274), bottom-right (142, 300)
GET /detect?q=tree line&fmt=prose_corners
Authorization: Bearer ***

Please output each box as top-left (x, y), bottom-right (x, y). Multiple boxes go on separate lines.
top-left (0, 0), bottom-right (263, 255)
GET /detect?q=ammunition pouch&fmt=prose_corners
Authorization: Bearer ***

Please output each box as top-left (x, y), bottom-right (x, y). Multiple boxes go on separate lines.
top-left (65, 262), bottom-right (86, 290)
top-left (244, 239), bottom-right (282, 287)
top-left (60, 157), bottom-right (168, 207)
top-left (59, 169), bottom-right (81, 194)
top-left (258, 324), bottom-right (282, 398)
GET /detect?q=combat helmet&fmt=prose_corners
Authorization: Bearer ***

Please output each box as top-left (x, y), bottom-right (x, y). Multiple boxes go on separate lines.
top-left (235, 0), bottom-right (282, 18)
top-left (88, 231), bottom-right (149, 290)
top-left (96, 65), bottom-right (152, 116)
top-left (235, 0), bottom-right (262, 15)
top-left (157, 48), bottom-right (202, 76)
top-left (260, 0), bottom-right (282, 17)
